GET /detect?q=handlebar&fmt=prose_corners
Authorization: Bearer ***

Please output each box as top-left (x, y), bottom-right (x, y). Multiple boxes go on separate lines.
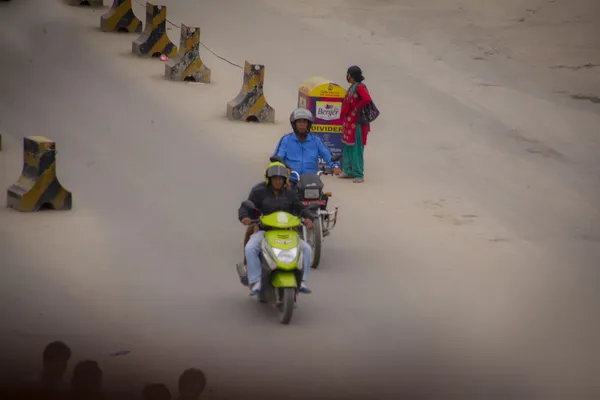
top-left (243, 217), bottom-right (312, 228)
top-left (291, 164), bottom-right (337, 180)
top-left (242, 210), bottom-right (316, 226)
top-left (319, 164), bottom-right (339, 176)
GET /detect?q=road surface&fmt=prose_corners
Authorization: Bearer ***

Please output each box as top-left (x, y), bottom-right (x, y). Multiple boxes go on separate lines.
top-left (0, 0), bottom-right (599, 399)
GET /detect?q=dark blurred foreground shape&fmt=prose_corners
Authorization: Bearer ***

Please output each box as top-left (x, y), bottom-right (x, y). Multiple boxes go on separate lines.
top-left (0, 341), bottom-right (211, 400)
top-left (0, 338), bottom-right (552, 399)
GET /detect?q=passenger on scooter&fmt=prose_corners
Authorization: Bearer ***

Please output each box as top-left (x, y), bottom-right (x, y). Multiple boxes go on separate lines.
top-left (238, 160), bottom-right (316, 295)
top-left (273, 108), bottom-right (341, 183)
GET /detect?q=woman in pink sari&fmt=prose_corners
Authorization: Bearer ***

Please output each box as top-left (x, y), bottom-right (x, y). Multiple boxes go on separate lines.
top-left (340, 65), bottom-right (372, 183)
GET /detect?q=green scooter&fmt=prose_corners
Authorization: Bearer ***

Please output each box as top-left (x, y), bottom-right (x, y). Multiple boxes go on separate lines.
top-left (236, 200), bottom-right (318, 325)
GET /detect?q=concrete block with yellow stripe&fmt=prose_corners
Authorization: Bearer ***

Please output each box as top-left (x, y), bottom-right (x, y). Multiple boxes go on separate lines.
top-left (227, 61), bottom-right (275, 123)
top-left (6, 137), bottom-right (72, 212)
top-left (132, 2), bottom-right (177, 58)
top-left (100, 0), bottom-right (143, 33)
top-left (165, 24), bottom-right (211, 83)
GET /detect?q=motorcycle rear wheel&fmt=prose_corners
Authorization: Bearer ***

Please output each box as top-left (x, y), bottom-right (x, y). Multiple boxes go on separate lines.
top-left (279, 287), bottom-right (295, 325)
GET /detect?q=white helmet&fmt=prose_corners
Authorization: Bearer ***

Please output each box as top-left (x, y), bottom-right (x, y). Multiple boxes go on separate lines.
top-left (289, 107), bottom-right (314, 133)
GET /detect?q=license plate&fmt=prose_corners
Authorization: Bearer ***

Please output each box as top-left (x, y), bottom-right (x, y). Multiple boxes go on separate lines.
top-left (302, 200), bottom-right (326, 206)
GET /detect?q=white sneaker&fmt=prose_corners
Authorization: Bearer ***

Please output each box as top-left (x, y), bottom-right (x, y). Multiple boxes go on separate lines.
top-left (299, 281), bottom-right (312, 294)
top-left (250, 282), bottom-right (261, 295)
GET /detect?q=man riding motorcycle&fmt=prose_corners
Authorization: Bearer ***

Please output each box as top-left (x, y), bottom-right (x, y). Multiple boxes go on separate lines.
top-left (238, 160), bottom-right (316, 295)
top-left (273, 108), bottom-right (341, 183)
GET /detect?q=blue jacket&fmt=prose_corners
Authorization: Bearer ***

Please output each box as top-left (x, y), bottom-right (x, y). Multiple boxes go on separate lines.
top-left (273, 132), bottom-right (339, 179)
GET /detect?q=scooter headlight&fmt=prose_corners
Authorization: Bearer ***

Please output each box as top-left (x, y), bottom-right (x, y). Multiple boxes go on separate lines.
top-left (260, 240), bottom-right (278, 270)
top-left (297, 251), bottom-right (304, 270)
top-left (272, 248), bottom-right (298, 265)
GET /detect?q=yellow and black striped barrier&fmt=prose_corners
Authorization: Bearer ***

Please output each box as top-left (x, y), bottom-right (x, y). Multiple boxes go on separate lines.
top-left (6, 137), bottom-right (72, 212)
top-left (165, 24), bottom-right (211, 83)
top-left (100, 0), bottom-right (143, 33)
top-left (132, 2), bottom-right (177, 58)
top-left (226, 61), bottom-right (275, 123)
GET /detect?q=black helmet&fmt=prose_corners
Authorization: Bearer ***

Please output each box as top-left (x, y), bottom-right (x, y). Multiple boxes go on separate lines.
top-left (289, 107), bottom-right (314, 134)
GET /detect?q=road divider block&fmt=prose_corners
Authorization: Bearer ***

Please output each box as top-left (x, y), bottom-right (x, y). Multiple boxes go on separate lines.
top-left (227, 61), bottom-right (275, 123)
top-left (165, 24), bottom-right (211, 83)
top-left (132, 2), bottom-right (177, 58)
top-left (100, 0), bottom-right (143, 33)
top-left (6, 137), bottom-right (72, 212)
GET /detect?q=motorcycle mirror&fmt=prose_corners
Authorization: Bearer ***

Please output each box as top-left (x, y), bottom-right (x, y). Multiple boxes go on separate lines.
top-left (270, 155), bottom-right (291, 170)
top-left (241, 200), bottom-right (256, 210)
top-left (307, 203), bottom-right (320, 211)
top-left (331, 154), bottom-right (342, 162)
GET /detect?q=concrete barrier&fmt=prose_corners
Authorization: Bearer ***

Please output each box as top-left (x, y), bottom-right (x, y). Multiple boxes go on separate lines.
top-left (132, 2), bottom-right (177, 58)
top-left (227, 61), bottom-right (275, 123)
top-left (6, 137), bottom-right (72, 212)
top-left (165, 24), bottom-right (211, 83)
top-left (100, 0), bottom-right (143, 33)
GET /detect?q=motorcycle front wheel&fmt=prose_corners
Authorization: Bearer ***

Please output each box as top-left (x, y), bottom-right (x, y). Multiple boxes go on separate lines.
top-left (309, 217), bottom-right (323, 269)
top-left (279, 287), bottom-right (296, 325)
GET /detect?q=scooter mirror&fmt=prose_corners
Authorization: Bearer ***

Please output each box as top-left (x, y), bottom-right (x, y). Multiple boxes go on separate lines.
top-left (241, 200), bottom-right (256, 210)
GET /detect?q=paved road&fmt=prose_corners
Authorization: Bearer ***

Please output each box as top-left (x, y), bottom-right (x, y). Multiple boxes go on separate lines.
top-left (0, 1), bottom-right (598, 399)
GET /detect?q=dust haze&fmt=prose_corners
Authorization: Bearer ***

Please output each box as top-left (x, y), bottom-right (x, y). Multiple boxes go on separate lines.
top-left (0, 0), bottom-right (598, 399)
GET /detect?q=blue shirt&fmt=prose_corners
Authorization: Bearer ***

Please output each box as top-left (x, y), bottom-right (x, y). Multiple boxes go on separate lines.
top-left (273, 132), bottom-right (339, 179)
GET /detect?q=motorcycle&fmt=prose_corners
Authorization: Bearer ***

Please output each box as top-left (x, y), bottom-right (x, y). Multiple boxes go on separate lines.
top-left (235, 200), bottom-right (319, 325)
top-left (290, 154), bottom-right (341, 269)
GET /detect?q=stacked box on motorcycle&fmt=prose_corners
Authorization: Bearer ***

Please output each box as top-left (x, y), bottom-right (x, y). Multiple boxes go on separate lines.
top-left (297, 174), bottom-right (324, 200)
top-left (298, 77), bottom-right (347, 166)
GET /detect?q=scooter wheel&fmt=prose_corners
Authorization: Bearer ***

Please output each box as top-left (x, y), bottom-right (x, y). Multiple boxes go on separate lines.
top-left (279, 288), bottom-right (295, 325)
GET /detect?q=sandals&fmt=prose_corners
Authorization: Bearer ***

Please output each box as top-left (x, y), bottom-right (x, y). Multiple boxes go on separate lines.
top-left (339, 172), bottom-right (365, 183)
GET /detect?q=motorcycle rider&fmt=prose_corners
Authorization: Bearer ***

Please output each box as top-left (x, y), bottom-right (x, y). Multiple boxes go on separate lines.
top-left (238, 160), bottom-right (316, 295)
top-left (273, 108), bottom-right (341, 184)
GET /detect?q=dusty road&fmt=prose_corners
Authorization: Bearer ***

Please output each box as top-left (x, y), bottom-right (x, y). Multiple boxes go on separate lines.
top-left (0, 0), bottom-right (599, 399)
